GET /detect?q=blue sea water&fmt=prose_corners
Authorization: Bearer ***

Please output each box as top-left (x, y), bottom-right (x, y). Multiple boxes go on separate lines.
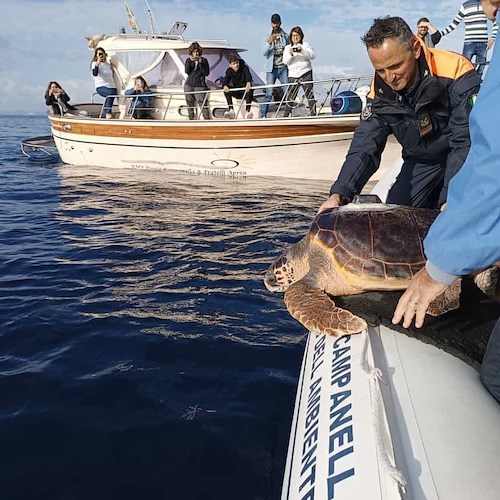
top-left (0, 115), bottom-right (329, 500)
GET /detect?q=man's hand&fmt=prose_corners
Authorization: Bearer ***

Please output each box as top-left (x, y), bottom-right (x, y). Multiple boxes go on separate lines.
top-left (317, 193), bottom-right (346, 214)
top-left (223, 85), bottom-right (229, 93)
top-left (392, 267), bottom-right (448, 328)
top-left (245, 82), bottom-right (252, 92)
top-left (487, 38), bottom-right (495, 50)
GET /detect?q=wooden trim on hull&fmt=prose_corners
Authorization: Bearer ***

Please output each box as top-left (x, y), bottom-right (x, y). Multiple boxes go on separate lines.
top-left (50, 118), bottom-right (357, 141)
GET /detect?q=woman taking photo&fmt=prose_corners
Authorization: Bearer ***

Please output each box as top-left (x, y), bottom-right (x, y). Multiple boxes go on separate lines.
top-left (90, 48), bottom-right (118, 119)
top-left (282, 26), bottom-right (316, 117)
top-left (45, 81), bottom-right (76, 115)
top-left (184, 42), bottom-right (211, 120)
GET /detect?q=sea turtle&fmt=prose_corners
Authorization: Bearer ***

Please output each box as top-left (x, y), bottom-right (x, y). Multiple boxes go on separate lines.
top-left (264, 201), bottom-right (490, 336)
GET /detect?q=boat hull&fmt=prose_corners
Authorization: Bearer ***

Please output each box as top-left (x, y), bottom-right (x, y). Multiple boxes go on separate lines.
top-left (49, 116), bottom-right (401, 181)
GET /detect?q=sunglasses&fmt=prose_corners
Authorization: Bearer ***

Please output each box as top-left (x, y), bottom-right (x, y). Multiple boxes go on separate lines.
top-left (417, 26), bottom-right (428, 29)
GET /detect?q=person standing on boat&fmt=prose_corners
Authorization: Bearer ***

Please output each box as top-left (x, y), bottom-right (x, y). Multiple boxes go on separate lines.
top-left (125, 76), bottom-right (153, 119)
top-left (222, 56), bottom-right (254, 119)
top-left (317, 16), bottom-right (481, 213)
top-left (282, 26), bottom-right (316, 117)
top-left (184, 42), bottom-right (211, 120)
top-left (393, 0), bottom-right (500, 404)
top-left (439, 0), bottom-right (498, 77)
top-left (261, 13), bottom-right (289, 118)
top-left (416, 17), bottom-right (442, 47)
top-left (90, 48), bottom-right (118, 119)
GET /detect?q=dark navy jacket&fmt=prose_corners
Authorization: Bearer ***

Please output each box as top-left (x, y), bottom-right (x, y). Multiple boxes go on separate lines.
top-left (184, 57), bottom-right (210, 88)
top-left (331, 43), bottom-right (481, 205)
top-left (222, 59), bottom-right (252, 88)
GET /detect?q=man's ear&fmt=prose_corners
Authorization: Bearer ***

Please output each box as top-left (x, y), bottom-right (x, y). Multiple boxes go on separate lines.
top-left (413, 37), bottom-right (422, 59)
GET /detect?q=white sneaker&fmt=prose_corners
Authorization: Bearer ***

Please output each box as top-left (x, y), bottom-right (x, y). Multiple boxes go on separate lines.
top-left (224, 110), bottom-right (236, 119)
top-left (245, 112), bottom-right (253, 119)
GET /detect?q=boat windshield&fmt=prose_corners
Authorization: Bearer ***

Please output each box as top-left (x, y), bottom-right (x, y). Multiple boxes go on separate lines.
top-left (119, 48), bottom-right (264, 89)
top-left (115, 50), bottom-right (162, 77)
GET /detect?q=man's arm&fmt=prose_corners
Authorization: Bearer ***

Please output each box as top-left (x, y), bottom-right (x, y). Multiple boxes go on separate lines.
top-left (488, 21), bottom-right (498, 50)
top-left (438, 69), bottom-right (481, 205)
top-left (328, 105), bottom-right (391, 202)
top-left (439, 6), bottom-right (465, 36)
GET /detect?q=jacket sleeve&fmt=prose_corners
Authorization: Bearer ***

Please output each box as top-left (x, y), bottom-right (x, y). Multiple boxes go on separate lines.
top-left (243, 65), bottom-right (252, 84)
top-left (439, 69), bottom-right (481, 204)
top-left (282, 45), bottom-right (292, 66)
top-left (492, 21), bottom-right (498, 40)
top-left (431, 31), bottom-right (442, 45)
top-left (201, 57), bottom-right (210, 77)
top-left (424, 48), bottom-right (500, 277)
top-left (263, 35), bottom-right (273, 57)
top-left (330, 102), bottom-right (391, 200)
top-left (302, 42), bottom-right (315, 60)
top-left (222, 68), bottom-right (231, 87)
top-left (45, 94), bottom-right (54, 106)
top-left (185, 58), bottom-right (194, 75)
top-left (91, 62), bottom-right (98, 77)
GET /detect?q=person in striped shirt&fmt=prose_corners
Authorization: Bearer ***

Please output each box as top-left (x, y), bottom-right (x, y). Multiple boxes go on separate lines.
top-left (440, 0), bottom-right (498, 76)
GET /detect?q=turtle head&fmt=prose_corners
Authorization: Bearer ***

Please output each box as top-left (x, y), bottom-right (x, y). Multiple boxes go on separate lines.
top-left (264, 238), bottom-right (310, 292)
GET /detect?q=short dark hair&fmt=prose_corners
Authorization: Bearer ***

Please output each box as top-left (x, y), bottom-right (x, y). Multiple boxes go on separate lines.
top-left (271, 13), bottom-right (281, 24)
top-left (229, 55), bottom-right (240, 63)
top-left (361, 16), bottom-right (414, 52)
top-left (417, 17), bottom-right (430, 25)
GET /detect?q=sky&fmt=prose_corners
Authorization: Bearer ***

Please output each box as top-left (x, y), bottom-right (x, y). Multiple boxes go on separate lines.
top-left (2, 0), bottom-right (497, 114)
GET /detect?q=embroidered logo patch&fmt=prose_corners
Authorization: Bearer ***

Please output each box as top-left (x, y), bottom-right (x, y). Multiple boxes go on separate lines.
top-left (361, 105), bottom-right (373, 121)
top-left (418, 114), bottom-right (432, 137)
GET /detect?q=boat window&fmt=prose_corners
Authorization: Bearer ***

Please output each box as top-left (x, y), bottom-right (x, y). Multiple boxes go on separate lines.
top-left (114, 50), bottom-right (162, 77)
top-left (142, 51), bottom-right (184, 87)
top-left (178, 49), bottom-right (264, 88)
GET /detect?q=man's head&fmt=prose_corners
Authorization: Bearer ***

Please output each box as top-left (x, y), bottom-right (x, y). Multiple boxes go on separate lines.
top-left (229, 56), bottom-right (240, 71)
top-left (417, 17), bottom-right (430, 38)
top-left (362, 16), bottom-right (421, 92)
top-left (271, 13), bottom-right (281, 29)
top-left (481, 0), bottom-right (500, 20)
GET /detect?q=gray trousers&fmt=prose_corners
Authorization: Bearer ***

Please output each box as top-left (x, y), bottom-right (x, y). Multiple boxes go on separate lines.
top-left (480, 318), bottom-right (500, 403)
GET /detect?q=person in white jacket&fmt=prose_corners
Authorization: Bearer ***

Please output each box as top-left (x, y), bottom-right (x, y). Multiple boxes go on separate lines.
top-left (282, 26), bottom-right (316, 116)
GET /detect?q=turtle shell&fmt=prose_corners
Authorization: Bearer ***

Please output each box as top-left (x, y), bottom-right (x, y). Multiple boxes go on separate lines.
top-left (310, 205), bottom-right (439, 280)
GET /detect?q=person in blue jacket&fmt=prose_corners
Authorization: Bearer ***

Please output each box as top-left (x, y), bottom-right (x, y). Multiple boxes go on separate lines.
top-left (393, 0), bottom-right (500, 403)
top-left (124, 76), bottom-right (153, 119)
top-left (261, 13), bottom-right (289, 118)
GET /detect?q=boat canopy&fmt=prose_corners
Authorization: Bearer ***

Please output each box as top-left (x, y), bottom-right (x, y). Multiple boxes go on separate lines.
top-left (89, 33), bottom-right (264, 90)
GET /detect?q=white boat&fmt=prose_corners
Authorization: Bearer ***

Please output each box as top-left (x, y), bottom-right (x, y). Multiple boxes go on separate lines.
top-left (282, 326), bottom-right (500, 499)
top-left (44, 25), bottom-right (401, 181)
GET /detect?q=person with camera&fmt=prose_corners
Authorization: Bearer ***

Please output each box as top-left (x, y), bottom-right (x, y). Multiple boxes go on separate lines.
top-left (124, 76), bottom-right (153, 119)
top-left (282, 26), bottom-right (316, 117)
top-left (261, 13), bottom-right (289, 118)
top-left (90, 48), bottom-right (118, 119)
top-left (184, 42), bottom-right (211, 120)
top-left (45, 81), bottom-right (77, 115)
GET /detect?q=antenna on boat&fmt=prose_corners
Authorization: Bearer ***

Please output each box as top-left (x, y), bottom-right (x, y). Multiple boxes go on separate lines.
top-left (144, 0), bottom-right (159, 34)
top-left (124, 1), bottom-right (141, 33)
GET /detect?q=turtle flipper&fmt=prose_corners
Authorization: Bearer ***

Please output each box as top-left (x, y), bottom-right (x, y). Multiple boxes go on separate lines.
top-left (427, 278), bottom-right (461, 317)
top-left (284, 282), bottom-right (367, 336)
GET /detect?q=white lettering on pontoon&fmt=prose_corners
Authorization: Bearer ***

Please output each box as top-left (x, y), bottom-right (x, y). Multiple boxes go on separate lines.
top-left (298, 333), bottom-right (326, 498)
top-left (327, 336), bottom-right (354, 498)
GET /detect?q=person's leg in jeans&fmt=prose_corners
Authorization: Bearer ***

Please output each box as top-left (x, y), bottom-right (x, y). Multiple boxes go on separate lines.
top-left (480, 318), bottom-right (500, 403)
top-left (386, 159), bottom-right (446, 208)
top-left (262, 70), bottom-right (277, 118)
top-left (474, 42), bottom-right (487, 77)
top-left (97, 86), bottom-right (117, 118)
top-left (462, 42), bottom-right (475, 61)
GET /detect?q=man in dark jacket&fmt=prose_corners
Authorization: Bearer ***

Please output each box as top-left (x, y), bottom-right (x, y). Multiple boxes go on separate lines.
top-left (318, 16), bottom-right (481, 212)
top-left (222, 56), bottom-right (254, 119)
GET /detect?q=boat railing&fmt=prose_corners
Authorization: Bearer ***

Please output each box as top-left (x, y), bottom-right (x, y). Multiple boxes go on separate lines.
top-left (84, 75), bottom-right (372, 121)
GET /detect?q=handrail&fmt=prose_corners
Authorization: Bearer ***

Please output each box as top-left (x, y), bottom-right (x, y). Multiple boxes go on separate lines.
top-left (84, 75), bottom-right (372, 120)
